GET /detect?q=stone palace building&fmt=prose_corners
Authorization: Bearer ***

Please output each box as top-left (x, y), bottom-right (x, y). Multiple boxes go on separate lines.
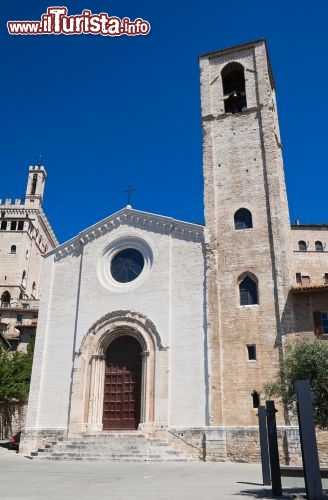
top-left (19, 40), bottom-right (328, 461)
top-left (0, 166), bottom-right (57, 351)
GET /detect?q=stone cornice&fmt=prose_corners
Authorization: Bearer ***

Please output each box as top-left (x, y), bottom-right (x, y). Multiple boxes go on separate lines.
top-left (48, 207), bottom-right (205, 260)
top-left (202, 105), bottom-right (260, 122)
top-left (38, 208), bottom-right (58, 247)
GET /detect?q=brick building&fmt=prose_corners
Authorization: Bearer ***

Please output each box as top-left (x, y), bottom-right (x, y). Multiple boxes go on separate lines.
top-left (20, 40), bottom-right (328, 461)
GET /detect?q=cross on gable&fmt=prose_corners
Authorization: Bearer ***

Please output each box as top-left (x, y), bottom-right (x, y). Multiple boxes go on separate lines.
top-left (123, 184), bottom-right (136, 206)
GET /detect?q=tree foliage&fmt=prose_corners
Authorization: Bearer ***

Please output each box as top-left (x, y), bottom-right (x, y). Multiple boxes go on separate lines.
top-left (0, 336), bottom-right (35, 403)
top-left (264, 339), bottom-right (328, 429)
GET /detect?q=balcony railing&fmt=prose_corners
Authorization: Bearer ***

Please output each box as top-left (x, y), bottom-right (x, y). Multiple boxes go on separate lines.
top-left (0, 299), bottom-right (39, 310)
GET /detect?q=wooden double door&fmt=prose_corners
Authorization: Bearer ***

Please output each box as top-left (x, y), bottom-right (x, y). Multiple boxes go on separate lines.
top-left (103, 336), bottom-right (142, 430)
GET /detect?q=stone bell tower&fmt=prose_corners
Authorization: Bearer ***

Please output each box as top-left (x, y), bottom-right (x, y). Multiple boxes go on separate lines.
top-left (199, 40), bottom-right (293, 428)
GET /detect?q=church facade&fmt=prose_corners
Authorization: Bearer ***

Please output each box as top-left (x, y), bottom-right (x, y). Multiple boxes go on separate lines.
top-left (20, 40), bottom-right (328, 461)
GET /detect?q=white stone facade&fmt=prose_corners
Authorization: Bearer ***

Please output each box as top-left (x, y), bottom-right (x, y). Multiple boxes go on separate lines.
top-left (21, 211), bottom-right (206, 453)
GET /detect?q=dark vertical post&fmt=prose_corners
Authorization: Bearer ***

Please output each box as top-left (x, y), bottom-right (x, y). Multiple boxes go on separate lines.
top-left (294, 379), bottom-right (323, 500)
top-left (258, 405), bottom-right (271, 485)
top-left (266, 400), bottom-right (282, 497)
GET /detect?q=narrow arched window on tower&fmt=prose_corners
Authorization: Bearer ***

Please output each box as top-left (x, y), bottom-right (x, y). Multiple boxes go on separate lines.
top-left (239, 276), bottom-right (258, 305)
top-left (22, 270), bottom-right (27, 288)
top-left (10, 221), bottom-right (17, 230)
top-left (31, 173), bottom-right (38, 195)
top-left (315, 241), bottom-right (323, 252)
top-left (1, 290), bottom-right (11, 306)
top-left (18, 221), bottom-right (24, 231)
top-left (1, 220), bottom-right (7, 230)
top-left (10, 245), bottom-right (16, 254)
top-left (234, 208), bottom-right (253, 229)
top-left (298, 240), bottom-right (307, 251)
top-left (252, 391), bottom-right (260, 409)
top-left (222, 62), bottom-right (247, 114)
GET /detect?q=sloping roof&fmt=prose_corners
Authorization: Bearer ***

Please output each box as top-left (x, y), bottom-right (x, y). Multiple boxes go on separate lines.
top-left (291, 224), bottom-right (328, 230)
top-left (291, 284), bottom-right (328, 294)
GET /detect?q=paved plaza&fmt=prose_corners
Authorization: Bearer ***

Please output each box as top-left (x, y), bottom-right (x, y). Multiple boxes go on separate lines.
top-left (1, 444), bottom-right (328, 499)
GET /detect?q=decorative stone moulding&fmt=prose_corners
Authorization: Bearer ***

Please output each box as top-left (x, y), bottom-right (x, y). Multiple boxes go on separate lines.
top-left (97, 235), bottom-right (153, 293)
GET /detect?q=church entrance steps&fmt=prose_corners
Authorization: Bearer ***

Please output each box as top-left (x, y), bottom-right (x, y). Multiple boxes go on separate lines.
top-left (27, 431), bottom-right (198, 462)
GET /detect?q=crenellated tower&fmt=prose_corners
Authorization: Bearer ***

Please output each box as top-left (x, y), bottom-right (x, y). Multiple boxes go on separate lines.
top-left (25, 165), bottom-right (47, 207)
top-left (0, 165), bottom-right (57, 350)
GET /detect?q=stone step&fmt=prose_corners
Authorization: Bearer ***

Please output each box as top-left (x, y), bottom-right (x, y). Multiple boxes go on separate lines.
top-left (29, 432), bottom-right (198, 462)
top-left (40, 449), bottom-right (182, 457)
top-left (52, 443), bottom-right (171, 450)
top-left (31, 456), bottom-right (195, 462)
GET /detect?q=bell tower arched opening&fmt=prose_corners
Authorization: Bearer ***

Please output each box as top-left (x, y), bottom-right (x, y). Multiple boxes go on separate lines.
top-left (222, 62), bottom-right (247, 113)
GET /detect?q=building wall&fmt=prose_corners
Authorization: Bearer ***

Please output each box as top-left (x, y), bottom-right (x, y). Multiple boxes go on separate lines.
top-left (292, 292), bottom-right (328, 335)
top-left (291, 226), bottom-right (328, 285)
top-left (21, 211), bottom-right (206, 453)
top-left (0, 166), bottom-right (57, 350)
top-left (200, 40), bottom-right (293, 427)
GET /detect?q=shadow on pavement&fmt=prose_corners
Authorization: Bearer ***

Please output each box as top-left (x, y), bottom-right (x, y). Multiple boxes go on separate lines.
top-left (237, 481), bottom-right (265, 486)
top-left (236, 487), bottom-right (328, 499)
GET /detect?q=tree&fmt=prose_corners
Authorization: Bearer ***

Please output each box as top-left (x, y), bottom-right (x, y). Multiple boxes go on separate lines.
top-left (264, 339), bottom-right (328, 429)
top-left (0, 337), bottom-right (35, 437)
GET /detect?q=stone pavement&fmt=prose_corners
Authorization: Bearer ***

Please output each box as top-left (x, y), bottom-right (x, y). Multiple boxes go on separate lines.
top-left (1, 443), bottom-right (328, 500)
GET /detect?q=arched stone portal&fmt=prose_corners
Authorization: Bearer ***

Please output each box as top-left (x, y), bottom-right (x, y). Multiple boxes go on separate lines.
top-left (103, 336), bottom-right (142, 430)
top-left (69, 311), bottom-right (168, 436)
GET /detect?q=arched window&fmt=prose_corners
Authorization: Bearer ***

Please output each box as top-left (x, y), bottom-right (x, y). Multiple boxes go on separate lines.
top-left (31, 173), bottom-right (38, 195)
top-left (222, 62), bottom-right (247, 114)
top-left (22, 270), bottom-right (26, 280)
top-left (1, 291), bottom-right (11, 305)
top-left (32, 281), bottom-right (36, 290)
top-left (1, 220), bottom-right (7, 230)
top-left (10, 221), bottom-right (17, 231)
top-left (234, 208), bottom-right (253, 230)
top-left (17, 221), bottom-right (24, 231)
top-left (315, 241), bottom-right (323, 252)
top-left (239, 276), bottom-right (258, 305)
top-left (252, 391), bottom-right (260, 409)
top-left (10, 245), bottom-right (16, 253)
top-left (298, 240), bottom-right (307, 251)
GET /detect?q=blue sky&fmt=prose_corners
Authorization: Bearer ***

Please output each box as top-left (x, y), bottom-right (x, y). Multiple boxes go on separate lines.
top-left (1, 1), bottom-right (327, 243)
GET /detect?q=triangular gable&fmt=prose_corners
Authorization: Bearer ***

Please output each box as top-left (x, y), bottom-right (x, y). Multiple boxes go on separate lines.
top-left (46, 207), bottom-right (205, 259)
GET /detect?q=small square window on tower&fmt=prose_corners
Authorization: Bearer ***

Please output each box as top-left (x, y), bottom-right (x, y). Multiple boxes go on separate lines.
top-left (247, 344), bottom-right (256, 361)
